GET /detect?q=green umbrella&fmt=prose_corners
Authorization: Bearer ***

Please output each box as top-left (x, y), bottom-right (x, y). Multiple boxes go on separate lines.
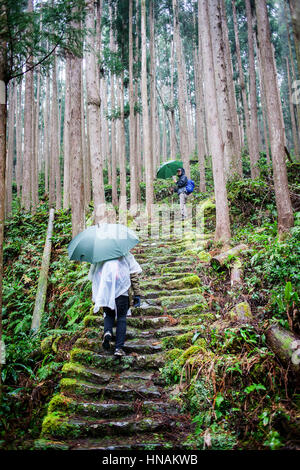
top-left (157, 160), bottom-right (183, 179)
top-left (68, 223), bottom-right (139, 263)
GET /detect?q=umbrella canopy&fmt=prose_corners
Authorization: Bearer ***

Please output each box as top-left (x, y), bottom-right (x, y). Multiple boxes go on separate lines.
top-left (157, 160), bottom-right (183, 179)
top-left (68, 223), bottom-right (139, 263)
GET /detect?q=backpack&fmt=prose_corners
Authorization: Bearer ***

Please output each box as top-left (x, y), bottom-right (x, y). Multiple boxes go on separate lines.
top-left (185, 179), bottom-right (195, 195)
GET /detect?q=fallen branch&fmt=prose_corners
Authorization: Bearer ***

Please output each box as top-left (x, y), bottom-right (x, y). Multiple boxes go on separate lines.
top-left (266, 325), bottom-right (300, 374)
top-left (211, 244), bottom-right (248, 270)
top-left (31, 208), bottom-right (55, 333)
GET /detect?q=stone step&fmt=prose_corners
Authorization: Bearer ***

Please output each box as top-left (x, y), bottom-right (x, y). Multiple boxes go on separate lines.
top-left (51, 432), bottom-right (187, 450)
top-left (84, 314), bottom-right (171, 330)
top-left (70, 348), bottom-right (165, 371)
top-left (144, 287), bottom-right (201, 300)
top-left (74, 336), bottom-right (163, 355)
top-left (60, 378), bottom-right (162, 401)
top-left (42, 414), bottom-right (181, 440)
top-left (51, 397), bottom-right (181, 420)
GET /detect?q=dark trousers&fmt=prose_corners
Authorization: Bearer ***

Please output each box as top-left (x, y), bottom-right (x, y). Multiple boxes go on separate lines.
top-left (103, 295), bottom-right (129, 350)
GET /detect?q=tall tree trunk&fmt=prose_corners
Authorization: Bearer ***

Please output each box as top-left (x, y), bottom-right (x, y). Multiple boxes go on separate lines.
top-left (220, 0), bottom-right (242, 176)
top-left (232, 0), bottom-right (258, 178)
top-left (5, 81), bottom-right (15, 216)
top-left (129, 0), bottom-right (138, 211)
top-left (85, 0), bottom-right (105, 222)
top-left (141, 0), bottom-right (154, 215)
top-left (16, 78), bottom-right (22, 198)
top-left (63, 54), bottom-right (71, 209)
top-left (245, 0), bottom-right (260, 177)
top-left (255, 0), bottom-right (294, 232)
top-left (208, 0), bottom-right (235, 180)
top-left (21, 0), bottom-right (33, 211)
top-left (286, 56), bottom-right (300, 159)
top-left (169, 40), bottom-right (177, 159)
top-left (198, 0), bottom-right (231, 242)
top-left (194, 47), bottom-right (206, 192)
top-left (118, 74), bottom-right (127, 216)
top-left (69, 30), bottom-right (85, 236)
top-left (33, 67), bottom-right (41, 211)
top-left (172, 0), bottom-right (190, 177)
top-left (256, 42), bottom-right (270, 164)
top-left (49, 56), bottom-right (59, 209)
top-left (0, 30), bottom-right (7, 395)
top-left (109, 6), bottom-right (118, 207)
top-left (44, 73), bottom-right (50, 196)
top-left (149, 0), bottom-right (157, 175)
top-left (289, 0), bottom-right (300, 78)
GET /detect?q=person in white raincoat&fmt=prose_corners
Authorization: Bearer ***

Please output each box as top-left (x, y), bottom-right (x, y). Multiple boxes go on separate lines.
top-left (88, 252), bottom-right (142, 356)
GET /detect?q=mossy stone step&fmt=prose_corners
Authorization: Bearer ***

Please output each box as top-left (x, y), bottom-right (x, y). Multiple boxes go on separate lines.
top-left (42, 414), bottom-right (179, 439)
top-left (49, 397), bottom-right (180, 420)
top-left (144, 287), bottom-right (201, 301)
top-left (54, 432), bottom-right (187, 450)
top-left (60, 378), bottom-right (162, 401)
top-left (159, 293), bottom-right (208, 310)
top-left (74, 336), bottom-right (163, 354)
top-left (127, 315), bottom-right (171, 329)
top-left (61, 362), bottom-right (111, 385)
top-left (70, 348), bottom-right (165, 371)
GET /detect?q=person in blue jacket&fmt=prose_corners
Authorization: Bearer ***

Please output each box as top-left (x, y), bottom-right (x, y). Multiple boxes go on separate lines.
top-left (173, 167), bottom-right (188, 219)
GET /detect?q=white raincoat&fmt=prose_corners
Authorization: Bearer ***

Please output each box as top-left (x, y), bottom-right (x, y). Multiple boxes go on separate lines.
top-left (88, 252), bottom-right (142, 313)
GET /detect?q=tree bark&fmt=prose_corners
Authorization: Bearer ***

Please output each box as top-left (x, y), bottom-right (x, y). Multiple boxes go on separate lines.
top-left (129, 0), bottom-right (138, 212)
top-left (63, 54), bottom-right (71, 209)
top-left (286, 57), bottom-right (300, 159)
top-left (69, 27), bottom-right (85, 237)
top-left (172, 0), bottom-right (190, 177)
top-left (16, 78), bottom-right (22, 198)
top-left (232, 0), bottom-right (258, 178)
top-left (141, 0), bottom-right (154, 216)
top-left (245, 0), bottom-right (260, 177)
top-left (266, 325), bottom-right (300, 374)
top-left (85, 0), bottom-right (105, 223)
top-left (198, 0), bottom-right (231, 243)
top-left (208, 0), bottom-right (235, 180)
top-left (31, 208), bottom-right (55, 333)
top-left (289, 0), bottom-right (300, 79)
top-left (255, 0), bottom-right (294, 232)
top-left (109, 6), bottom-right (118, 208)
top-left (220, 0), bottom-right (242, 176)
top-left (21, 0), bottom-right (34, 211)
top-left (5, 81), bottom-right (15, 216)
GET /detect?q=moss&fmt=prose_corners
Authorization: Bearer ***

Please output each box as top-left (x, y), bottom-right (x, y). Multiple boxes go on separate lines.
top-left (41, 412), bottom-right (80, 438)
top-left (48, 393), bottom-right (76, 414)
top-left (165, 274), bottom-right (202, 290)
top-left (60, 378), bottom-right (78, 393)
top-left (180, 345), bottom-right (204, 364)
top-left (229, 302), bottom-right (253, 322)
top-left (162, 332), bottom-right (194, 350)
top-left (164, 348), bottom-right (185, 362)
top-left (61, 361), bottom-right (86, 378)
top-left (83, 315), bottom-right (102, 328)
top-left (161, 293), bottom-right (206, 308)
top-left (171, 303), bottom-right (208, 317)
top-left (196, 251), bottom-right (211, 262)
top-left (41, 336), bottom-right (54, 355)
top-left (70, 348), bottom-right (94, 365)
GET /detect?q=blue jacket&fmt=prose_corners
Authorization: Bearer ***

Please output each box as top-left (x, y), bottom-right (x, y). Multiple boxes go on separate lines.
top-left (174, 168), bottom-right (188, 195)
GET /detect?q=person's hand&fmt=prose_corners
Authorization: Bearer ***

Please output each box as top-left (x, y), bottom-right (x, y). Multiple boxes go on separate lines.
top-left (172, 176), bottom-right (177, 182)
top-left (133, 296), bottom-right (141, 307)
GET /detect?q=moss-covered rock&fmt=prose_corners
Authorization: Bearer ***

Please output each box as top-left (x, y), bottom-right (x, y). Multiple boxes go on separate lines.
top-left (48, 393), bottom-right (76, 414)
top-left (41, 336), bottom-right (54, 355)
top-left (229, 302), bottom-right (253, 322)
top-left (41, 412), bottom-right (81, 438)
top-left (162, 332), bottom-right (194, 350)
top-left (165, 274), bottom-right (202, 290)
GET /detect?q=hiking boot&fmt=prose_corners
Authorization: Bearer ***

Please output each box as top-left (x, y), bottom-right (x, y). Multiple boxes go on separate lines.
top-left (114, 348), bottom-right (126, 357)
top-left (102, 332), bottom-right (112, 351)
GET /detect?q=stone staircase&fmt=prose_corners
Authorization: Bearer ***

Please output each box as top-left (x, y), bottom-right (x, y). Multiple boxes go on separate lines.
top-left (36, 227), bottom-right (211, 450)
